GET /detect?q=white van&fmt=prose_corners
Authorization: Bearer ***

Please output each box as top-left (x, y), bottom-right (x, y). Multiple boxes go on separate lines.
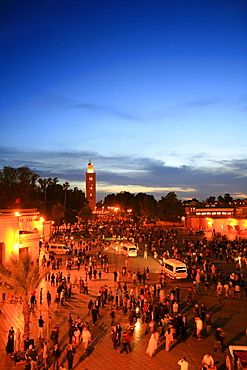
top-left (121, 243), bottom-right (138, 257)
top-left (161, 259), bottom-right (187, 279)
top-left (49, 244), bottom-right (73, 255)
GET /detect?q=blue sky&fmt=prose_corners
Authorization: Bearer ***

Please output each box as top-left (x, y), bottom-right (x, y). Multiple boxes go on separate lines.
top-left (0, 0), bottom-right (246, 201)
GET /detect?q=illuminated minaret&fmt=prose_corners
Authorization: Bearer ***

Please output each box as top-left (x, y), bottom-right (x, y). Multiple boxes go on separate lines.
top-left (85, 160), bottom-right (96, 211)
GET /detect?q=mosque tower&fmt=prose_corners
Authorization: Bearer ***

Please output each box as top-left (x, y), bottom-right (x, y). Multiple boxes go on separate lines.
top-left (85, 160), bottom-right (96, 211)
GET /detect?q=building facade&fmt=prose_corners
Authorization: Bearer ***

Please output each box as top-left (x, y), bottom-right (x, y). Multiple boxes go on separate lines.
top-left (85, 160), bottom-right (96, 211)
top-left (0, 209), bottom-right (52, 265)
top-left (185, 204), bottom-right (247, 239)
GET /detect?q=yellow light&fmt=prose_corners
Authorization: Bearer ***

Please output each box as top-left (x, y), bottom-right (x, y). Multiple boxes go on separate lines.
top-left (15, 212), bottom-right (21, 216)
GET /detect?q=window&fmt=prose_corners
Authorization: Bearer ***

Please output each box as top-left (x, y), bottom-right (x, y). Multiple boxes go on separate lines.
top-left (176, 267), bottom-right (186, 273)
top-left (165, 263), bottom-right (173, 272)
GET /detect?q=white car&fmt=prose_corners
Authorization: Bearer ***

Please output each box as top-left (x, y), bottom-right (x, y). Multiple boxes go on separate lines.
top-left (226, 345), bottom-right (247, 370)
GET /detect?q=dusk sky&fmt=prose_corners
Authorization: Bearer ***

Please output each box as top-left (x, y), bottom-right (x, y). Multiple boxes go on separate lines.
top-left (0, 0), bottom-right (246, 202)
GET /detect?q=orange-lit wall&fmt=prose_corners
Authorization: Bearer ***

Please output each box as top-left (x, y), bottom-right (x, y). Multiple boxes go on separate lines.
top-left (186, 216), bottom-right (247, 237)
top-left (0, 212), bottom-right (45, 265)
top-left (0, 216), bottom-right (19, 264)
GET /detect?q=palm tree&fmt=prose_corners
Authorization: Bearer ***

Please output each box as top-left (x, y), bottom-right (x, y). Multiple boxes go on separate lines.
top-left (38, 178), bottom-right (49, 204)
top-left (51, 202), bottom-right (65, 231)
top-left (63, 181), bottom-right (70, 208)
top-left (78, 203), bottom-right (93, 232)
top-left (0, 254), bottom-right (47, 338)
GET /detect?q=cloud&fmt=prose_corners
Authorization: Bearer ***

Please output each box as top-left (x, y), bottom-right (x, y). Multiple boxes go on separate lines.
top-left (0, 146), bottom-right (246, 201)
top-left (42, 95), bottom-right (140, 121)
top-left (186, 98), bottom-right (222, 107)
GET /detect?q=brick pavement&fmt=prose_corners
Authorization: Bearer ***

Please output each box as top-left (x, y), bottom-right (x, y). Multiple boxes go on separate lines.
top-left (0, 246), bottom-right (247, 370)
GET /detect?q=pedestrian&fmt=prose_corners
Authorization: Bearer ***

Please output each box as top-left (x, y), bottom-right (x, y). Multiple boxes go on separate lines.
top-left (214, 327), bottom-right (225, 352)
top-left (165, 327), bottom-right (174, 352)
top-left (42, 341), bottom-right (49, 369)
top-left (67, 343), bottom-right (76, 370)
top-left (38, 315), bottom-right (45, 339)
top-left (40, 287), bottom-right (43, 305)
top-left (51, 324), bottom-right (59, 345)
top-left (52, 343), bottom-right (61, 370)
top-left (30, 292), bottom-right (36, 310)
top-left (181, 316), bottom-right (187, 339)
top-left (120, 330), bottom-right (131, 354)
top-left (81, 326), bottom-right (92, 353)
top-left (200, 303), bottom-right (206, 322)
top-left (201, 353), bottom-right (215, 369)
top-left (216, 282), bottom-right (223, 303)
top-left (91, 307), bottom-right (98, 325)
top-left (195, 316), bottom-right (203, 340)
top-left (15, 328), bottom-right (22, 352)
top-left (47, 291), bottom-right (52, 307)
top-left (6, 329), bottom-right (14, 354)
top-left (178, 357), bottom-right (189, 370)
top-left (29, 345), bottom-right (38, 370)
top-left (146, 329), bottom-right (159, 358)
top-left (73, 327), bottom-right (81, 347)
top-left (205, 313), bottom-right (212, 336)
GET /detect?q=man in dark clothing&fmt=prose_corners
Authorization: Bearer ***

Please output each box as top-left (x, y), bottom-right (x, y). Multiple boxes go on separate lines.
top-left (38, 315), bottom-right (45, 339)
top-left (47, 291), bottom-right (52, 307)
top-left (214, 327), bottom-right (225, 351)
top-left (29, 345), bottom-right (38, 370)
top-left (67, 343), bottom-right (76, 370)
top-left (52, 343), bottom-right (60, 370)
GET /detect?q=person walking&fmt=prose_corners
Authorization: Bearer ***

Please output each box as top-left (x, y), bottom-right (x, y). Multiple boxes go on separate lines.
top-left (81, 326), bottom-right (92, 354)
top-left (120, 330), bottom-right (131, 354)
top-left (47, 291), bottom-right (52, 307)
top-left (214, 327), bottom-right (225, 352)
top-left (205, 314), bottom-right (212, 336)
top-left (146, 329), bottom-right (159, 358)
top-left (216, 282), bottom-right (223, 303)
top-left (52, 343), bottom-right (61, 370)
top-left (195, 316), bottom-right (203, 340)
top-left (42, 341), bottom-right (49, 369)
top-left (67, 343), bottom-right (76, 370)
top-left (165, 327), bottom-right (174, 352)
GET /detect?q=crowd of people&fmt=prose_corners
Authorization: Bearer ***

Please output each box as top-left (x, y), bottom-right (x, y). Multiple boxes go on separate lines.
top-left (3, 220), bottom-right (247, 369)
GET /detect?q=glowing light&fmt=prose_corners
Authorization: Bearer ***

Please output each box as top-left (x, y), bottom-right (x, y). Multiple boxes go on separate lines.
top-left (229, 219), bottom-right (237, 227)
top-left (15, 212), bottom-right (21, 216)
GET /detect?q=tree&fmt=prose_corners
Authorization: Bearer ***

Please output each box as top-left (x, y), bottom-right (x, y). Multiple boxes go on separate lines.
top-left (0, 254), bottom-right (46, 338)
top-left (51, 202), bottom-right (65, 231)
top-left (38, 178), bottom-right (50, 204)
top-left (158, 192), bottom-right (185, 222)
top-left (135, 193), bottom-right (157, 221)
top-left (63, 182), bottom-right (70, 208)
top-left (224, 193), bottom-right (233, 205)
top-left (78, 203), bottom-right (93, 231)
top-left (206, 196), bottom-right (216, 205)
top-left (0, 166), bottom-right (39, 208)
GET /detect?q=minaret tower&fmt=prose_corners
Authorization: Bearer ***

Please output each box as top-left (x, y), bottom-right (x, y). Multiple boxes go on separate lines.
top-left (85, 160), bottom-right (96, 211)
